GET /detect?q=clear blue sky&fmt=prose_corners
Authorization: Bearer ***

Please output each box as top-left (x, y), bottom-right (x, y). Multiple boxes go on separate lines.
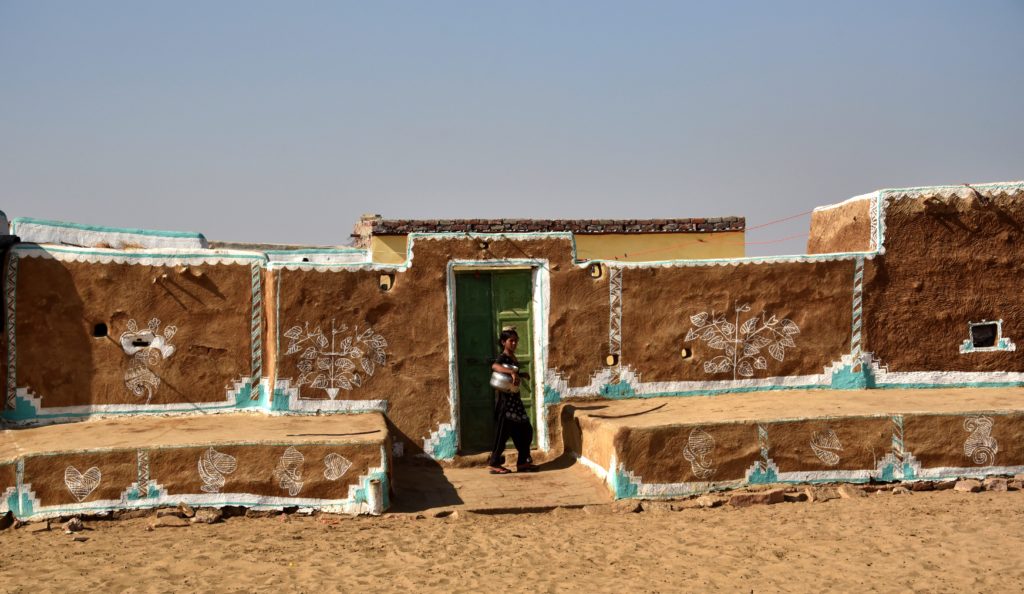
top-left (2, 1), bottom-right (1022, 254)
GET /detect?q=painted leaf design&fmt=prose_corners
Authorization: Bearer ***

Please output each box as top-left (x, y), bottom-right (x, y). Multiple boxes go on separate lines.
top-left (373, 351), bottom-right (386, 365)
top-left (310, 374), bottom-right (329, 389)
top-left (780, 336), bottom-right (796, 348)
top-left (685, 328), bottom-right (698, 342)
top-left (361, 358), bottom-right (375, 376)
top-left (285, 342), bottom-right (302, 355)
top-left (737, 304), bottom-right (751, 313)
top-left (336, 377), bottom-right (352, 390)
top-left (317, 358), bottom-right (332, 370)
top-left (720, 322), bottom-right (735, 336)
top-left (768, 343), bottom-right (785, 362)
top-left (336, 358), bottom-right (355, 371)
top-left (148, 318), bottom-right (161, 331)
top-left (703, 361), bottom-right (717, 373)
top-left (701, 326), bottom-right (718, 340)
top-left (370, 336), bottom-right (388, 349)
top-left (690, 312), bottom-right (709, 326)
top-left (163, 325), bottom-right (177, 340)
top-left (127, 319), bottom-right (138, 333)
top-left (737, 360), bottom-right (754, 377)
top-left (766, 315), bottom-right (778, 326)
top-left (781, 320), bottom-right (800, 335)
top-left (301, 346), bottom-right (317, 360)
top-left (740, 318), bottom-right (758, 335)
top-left (750, 335), bottom-right (773, 348)
top-left (349, 347), bottom-right (363, 359)
top-left (725, 346), bottom-right (736, 357)
top-left (284, 326), bottom-right (303, 340)
top-left (754, 356), bottom-right (768, 370)
top-left (297, 360), bottom-right (313, 373)
top-left (350, 373), bottom-right (362, 387)
top-left (316, 333), bottom-right (329, 349)
top-left (707, 336), bottom-right (729, 350)
top-left (340, 337), bottom-right (352, 354)
top-left (297, 372), bottom-right (313, 386)
top-left (743, 342), bottom-right (759, 356)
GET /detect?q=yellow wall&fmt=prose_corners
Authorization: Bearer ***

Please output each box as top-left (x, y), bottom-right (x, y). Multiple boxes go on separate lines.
top-left (371, 235), bottom-right (409, 264)
top-left (575, 232), bottom-right (744, 262)
top-left (371, 231), bottom-right (745, 264)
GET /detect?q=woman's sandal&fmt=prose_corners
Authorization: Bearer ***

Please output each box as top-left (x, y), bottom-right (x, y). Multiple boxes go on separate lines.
top-left (488, 466), bottom-right (512, 475)
top-left (516, 464), bottom-right (540, 473)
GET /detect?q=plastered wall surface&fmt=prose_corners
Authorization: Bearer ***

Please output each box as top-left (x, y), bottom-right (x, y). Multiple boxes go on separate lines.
top-left (7, 247), bottom-right (257, 418)
top-left (573, 231), bottom-right (745, 262)
top-left (0, 413), bottom-right (390, 519)
top-left (619, 260), bottom-right (854, 383)
top-left (575, 391), bottom-right (1024, 499)
top-left (864, 192), bottom-right (1024, 374)
top-left (807, 198), bottom-right (873, 254)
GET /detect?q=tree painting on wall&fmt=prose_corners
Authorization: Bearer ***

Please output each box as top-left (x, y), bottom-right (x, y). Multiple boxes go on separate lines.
top-left (685, 303), bottom-right (799, 380)
top-left (283, 320), bottom-right (388, 399)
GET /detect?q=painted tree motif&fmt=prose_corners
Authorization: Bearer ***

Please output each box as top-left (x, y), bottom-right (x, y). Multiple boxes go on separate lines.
top-left (283, 320), bottom-right (388, 399)
top-left (685, 303), bottom-right (799, 380)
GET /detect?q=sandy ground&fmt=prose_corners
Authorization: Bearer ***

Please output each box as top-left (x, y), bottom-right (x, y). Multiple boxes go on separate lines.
top-left (2, 489), bottom-right (1023, 593)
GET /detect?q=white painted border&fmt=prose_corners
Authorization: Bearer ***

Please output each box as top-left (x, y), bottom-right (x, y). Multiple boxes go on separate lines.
top-left (445, 259), bottom-right (552, 453)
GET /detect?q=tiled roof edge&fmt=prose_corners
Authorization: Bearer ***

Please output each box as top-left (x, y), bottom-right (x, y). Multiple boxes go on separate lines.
top-left (371, 217), bottom-right (745, 235)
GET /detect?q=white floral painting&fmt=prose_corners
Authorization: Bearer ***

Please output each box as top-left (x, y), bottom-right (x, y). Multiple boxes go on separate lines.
top-left (283, 320), bottom-right (388, 399)
top-left (685, 303), bottom-right (799, 379)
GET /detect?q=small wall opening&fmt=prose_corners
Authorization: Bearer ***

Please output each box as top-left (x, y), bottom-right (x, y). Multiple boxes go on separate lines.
top-left (970, 322), bottom-right (998, 349)
top-left (605, 354), bottom-right (619, 366)
top-left (680, 347), bottom-right (692, 360)
top-left (92, 323), bottom-right (108, 338)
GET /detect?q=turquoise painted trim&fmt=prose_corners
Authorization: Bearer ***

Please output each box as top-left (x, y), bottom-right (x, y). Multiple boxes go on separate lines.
top-left (4, 393), bottom-right (39, 421)
top-left (747, 465), bottom-right (779, 484)
top-left (830, 363), bottom-right (876, 389)
top-left (542, 385), bottom-right (562, 406)
top-left (874, 381), bottom-right (1024, 389)
top-left (430, 426), bottom-right (458, 460)
top-left (13, 244), bottom-right (265, 261)
top-left (351, 471), bottom-right (390, 509)
top-left (598, 380), bottom-right (636, 399)
top-left (11, 217), bottom-right (205, 239)
top-left (610, 467), bottom-right (639, 499)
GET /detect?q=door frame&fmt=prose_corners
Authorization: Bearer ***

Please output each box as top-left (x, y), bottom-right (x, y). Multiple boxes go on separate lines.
top-left (446, 259), bottom-right (551, 454)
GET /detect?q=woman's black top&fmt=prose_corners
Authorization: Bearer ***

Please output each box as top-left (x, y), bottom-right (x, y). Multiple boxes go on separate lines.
top-left (493, 353), bottom-right (530, 423)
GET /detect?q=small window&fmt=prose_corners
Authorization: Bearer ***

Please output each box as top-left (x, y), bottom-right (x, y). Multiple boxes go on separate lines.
top-left (960, 320), bottom-right (1016, 353)
top-left (92, 323), bottom-right (108, 338)
top-left (971, 323), bottom-right (998, 349)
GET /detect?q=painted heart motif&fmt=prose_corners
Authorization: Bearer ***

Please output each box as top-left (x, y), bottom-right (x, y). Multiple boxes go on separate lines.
top-left (323, 453), bottom-right (353, 481)
top-left (64, 466), bottom-right (101, 502)
top-left (273, 447), bottom-right (304, 496)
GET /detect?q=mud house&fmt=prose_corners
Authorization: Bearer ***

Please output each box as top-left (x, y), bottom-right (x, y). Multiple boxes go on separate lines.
top-left (1, 180), bottom-right (1023, 519)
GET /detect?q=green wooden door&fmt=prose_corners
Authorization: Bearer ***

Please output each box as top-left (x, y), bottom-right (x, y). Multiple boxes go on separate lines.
top-left (455, 269), bottom-right (534, 453)
top-left (455, 273), bottom-right (495, 453)
top-left (491, 270), bottom-right (534, 445)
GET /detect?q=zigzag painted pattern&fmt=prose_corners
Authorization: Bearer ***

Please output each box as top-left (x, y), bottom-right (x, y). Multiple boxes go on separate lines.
top-left (250, 263), bottom-right (262, 391)
top-left (608, 266), bottom-right (622, 359)
top-left (5, 255), bottom-right (17, 410)
top-left (850, 256), bottom-right (865, 372)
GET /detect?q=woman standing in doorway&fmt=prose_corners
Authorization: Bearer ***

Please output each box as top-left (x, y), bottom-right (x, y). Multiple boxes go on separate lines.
top-left (488, 327), bottom-right (539, 474)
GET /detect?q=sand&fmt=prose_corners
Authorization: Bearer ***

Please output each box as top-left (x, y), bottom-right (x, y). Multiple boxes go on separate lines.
top-left (2, 489), bottom-right (1023, 593)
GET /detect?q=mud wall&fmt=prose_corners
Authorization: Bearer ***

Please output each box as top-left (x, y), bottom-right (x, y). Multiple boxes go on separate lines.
top-left (807, 198), bottom-right (874, 254)
top-left (597, 411), bottom-right (1023, 499)
top-left (863, 190), bottom-right (1024, 374)
top-left (4, 246), bottom-right (262, 422)
top-left (618, 260), bottom-right (855, 385)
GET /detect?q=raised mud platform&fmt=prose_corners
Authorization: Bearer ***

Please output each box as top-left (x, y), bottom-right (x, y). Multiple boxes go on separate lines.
top-left (0, 413), bottom-right (390, 520)
top-left (568, 388), bottom-right (1024, 499)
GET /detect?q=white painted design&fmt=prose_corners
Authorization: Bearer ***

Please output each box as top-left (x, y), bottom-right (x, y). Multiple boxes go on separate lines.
top-left (136, 450), bottom-right (150, 495)
top-left (64, 466), bottom-right (101, 502)
top-left (11, 218), bottom-right (208, 249)
top-left (964, 416), bottom-right (998, 465)
top-left (198, 447), bottom-right (238, 493)
top-left (682, 427), bottom-right (717, 479)
top-left (960, 320), bottom-right (1016, 354)
top-left (686, 303), bottom-right (800, 379)
top-left (5, 255), bottom-right (17, 410)
top-left (274, 447), bottom-right (305, 496)
top-left (120, 318), bottom-right (177, 403)
top-left (608, 266), bottom-right (623, 359)
top-left (810, 429), bottom-right (843, 466)
top-left (323, 453), bottom-right (353, 481)
top-left (283, 320), bottom-right (387, 399)
top-left (14, 244), bottom-right (264, 267)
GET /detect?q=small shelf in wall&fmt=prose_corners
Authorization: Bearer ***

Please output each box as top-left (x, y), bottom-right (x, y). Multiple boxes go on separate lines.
top-left (960, 320), bottom-right (1016, 353)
